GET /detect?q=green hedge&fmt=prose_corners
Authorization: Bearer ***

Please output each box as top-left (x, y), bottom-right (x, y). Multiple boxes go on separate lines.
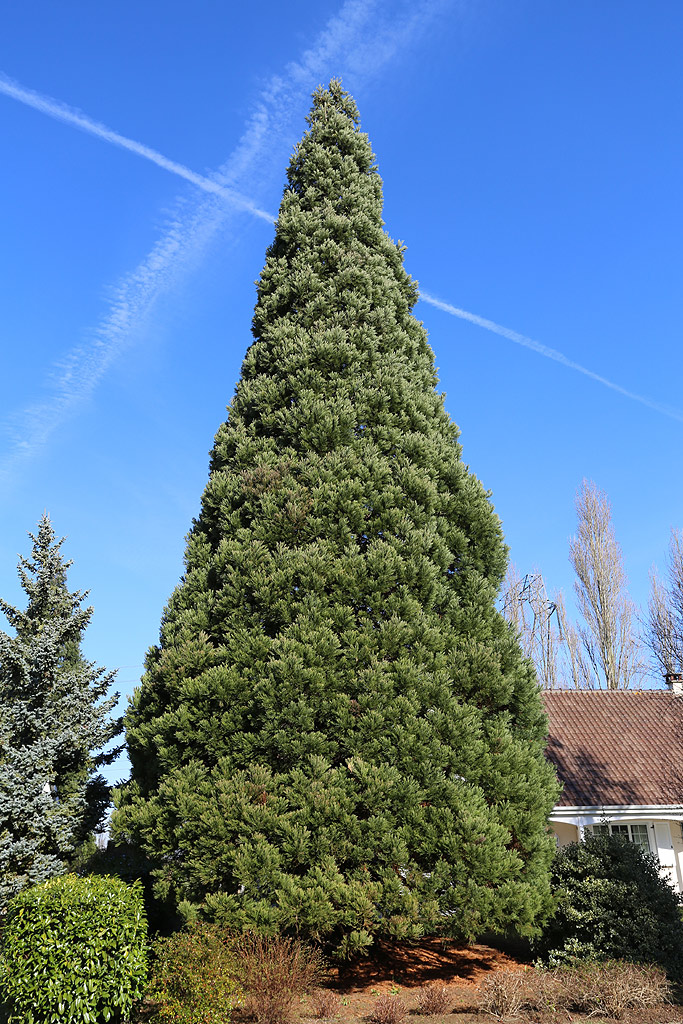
top-left (0, 873), bottom-right (147, 1023)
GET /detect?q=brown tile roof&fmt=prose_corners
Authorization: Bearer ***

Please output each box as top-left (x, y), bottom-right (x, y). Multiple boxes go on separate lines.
top-left (542, 689), bottom-right (683, 808)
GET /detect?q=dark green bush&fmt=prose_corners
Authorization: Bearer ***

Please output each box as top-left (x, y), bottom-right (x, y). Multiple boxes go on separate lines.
top-left (145, 923), bottom-right (241, 1024)
top-left (0, 873), bottom-right (147, 1023)
top-left (537, 832), bottom-right (683, 978)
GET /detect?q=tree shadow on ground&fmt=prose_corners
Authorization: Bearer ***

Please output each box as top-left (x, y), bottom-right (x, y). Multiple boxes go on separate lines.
top-left (334, 938), bottom-right (520, 991)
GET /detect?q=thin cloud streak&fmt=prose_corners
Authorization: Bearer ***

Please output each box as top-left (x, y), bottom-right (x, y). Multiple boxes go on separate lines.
top-left (0, 73), bottom-right (275, 224)
top-left (420, 290), bottom-right (683, 424)
top-left (0, 0), bottom-right (451, 479)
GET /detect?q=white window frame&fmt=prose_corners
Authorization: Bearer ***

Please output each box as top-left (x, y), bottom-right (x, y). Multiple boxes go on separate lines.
top-left (587, 821), bottom-right (654, 855)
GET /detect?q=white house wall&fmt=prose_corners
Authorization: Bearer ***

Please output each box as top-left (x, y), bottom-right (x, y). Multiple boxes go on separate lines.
top-left (553, 821), bottom-right (579, 848)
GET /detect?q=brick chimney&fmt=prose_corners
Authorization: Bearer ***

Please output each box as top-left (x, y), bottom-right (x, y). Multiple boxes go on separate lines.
top-left (665, 671), bottom-right (683, 695)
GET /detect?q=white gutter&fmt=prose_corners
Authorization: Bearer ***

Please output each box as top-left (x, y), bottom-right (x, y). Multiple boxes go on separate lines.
top-left (551, 804), bottom-right (683, 826)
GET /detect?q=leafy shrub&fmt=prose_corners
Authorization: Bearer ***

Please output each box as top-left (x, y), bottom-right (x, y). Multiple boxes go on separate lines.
top-left (537, 832), bottom-right (683, 978)
top-left (415, 982), bottom-right (450, 1015)
top-left (237, 933), bottom-right (325, 1024)
top-left (478, 962), bottom-right (671, 1020)
top-left (368, 994), bottom-right (407, 1024)
top-left (145, 923), bottom-right (241, 1023)
top-left (0, 873), bottom-right (147, 1024)
top-left (309, 988), bottom-right (341, 1019)
top-left (83, 840), bottom-right (181, 935)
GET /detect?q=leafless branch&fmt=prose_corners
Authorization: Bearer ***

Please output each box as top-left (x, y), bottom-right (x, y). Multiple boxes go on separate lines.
top-left (644, 528), bottom-right (683, 676)
top-left (569, 480), bottom-right (646, 689)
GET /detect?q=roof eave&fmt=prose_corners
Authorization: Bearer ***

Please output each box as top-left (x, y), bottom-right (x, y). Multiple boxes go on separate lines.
top-left (551, 803), bottom-right (683, 823)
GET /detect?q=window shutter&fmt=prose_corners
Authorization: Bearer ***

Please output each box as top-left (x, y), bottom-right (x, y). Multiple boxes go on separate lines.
top-left (654, 822), bottom-right (676, 885)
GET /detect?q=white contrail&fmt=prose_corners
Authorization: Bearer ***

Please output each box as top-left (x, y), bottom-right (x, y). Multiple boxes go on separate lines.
top-left (0, 72), bottom-right (275, 224)
top-left (1, 0), bottom-right (453, 479)
top-left (420, 290), bottom-right (683, 424)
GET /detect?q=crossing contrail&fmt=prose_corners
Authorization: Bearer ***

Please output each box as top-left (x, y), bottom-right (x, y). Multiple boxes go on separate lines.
top-left (8, 35), bottom-right (666, 426)
top-left (0, 0), bottom-right (454, 479)
top-left (1, 0), bottom-right (677, 481)
top-left (0, 72), bottom-right (275, 224)
top-left (419, 291), bottom-right (683, 424)
top-left (2, 57), bottom-right (678, 433)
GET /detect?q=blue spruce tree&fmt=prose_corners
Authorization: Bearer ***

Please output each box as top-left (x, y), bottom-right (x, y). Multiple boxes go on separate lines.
top-left (0, 515), bottom-right (122, 907)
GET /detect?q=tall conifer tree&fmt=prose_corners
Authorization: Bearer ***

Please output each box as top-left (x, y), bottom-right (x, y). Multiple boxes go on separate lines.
top-left (115, 81), bottom-right (558, 955)
top-left (0, 515), bottom-right (122, 907)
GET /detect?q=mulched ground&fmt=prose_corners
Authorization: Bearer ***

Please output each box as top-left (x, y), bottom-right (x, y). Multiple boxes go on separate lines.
top-left (136, 936), bottom-right (683, 1023)
top-left (288, 940), bottom-right (683, 1024)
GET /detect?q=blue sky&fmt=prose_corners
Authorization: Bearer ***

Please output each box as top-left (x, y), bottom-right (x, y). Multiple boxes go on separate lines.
top-left (1, 1), bottom-right (682, 781)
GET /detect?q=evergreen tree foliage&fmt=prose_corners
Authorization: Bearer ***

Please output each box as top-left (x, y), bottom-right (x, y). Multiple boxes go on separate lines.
top-left (115, 81), bottom-right (559, 955)
top-left (0, 515), bottom-right (122, 908)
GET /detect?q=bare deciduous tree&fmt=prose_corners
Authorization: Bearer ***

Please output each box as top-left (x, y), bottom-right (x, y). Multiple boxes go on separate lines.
top-left (553, 589), bottom-right (591, 688)
top-left (502, 564), bottom-right (563, 688)
top-left (645, 528), bottom-right (683, 676)
top-left (569, 480), bottom-right (645, 689)
top-left (502, 567), bottom-right (589, 689)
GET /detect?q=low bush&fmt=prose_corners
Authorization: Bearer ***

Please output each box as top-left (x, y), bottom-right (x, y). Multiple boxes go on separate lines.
top-left (559, 961), bottom-right (670, 1019)
top-left (237, 933), bottom-right (325, 1024)
top-left (368, 994), bottom-right (407, 1024)
top-left (145, 923), bottom-right (241, 1023)
top-left (415, 982), bottom-right (450, 1015)
top-left (537, 831), bottom-right (683, 978)
top-left (0, 873), bottom-right (147, 1024)
top-left (478, 961), bottom-right (671, 1020)
top-left (309, 988), bottom-right (342, 1019)
top-left (478, 971), bottom-right (528, 1019)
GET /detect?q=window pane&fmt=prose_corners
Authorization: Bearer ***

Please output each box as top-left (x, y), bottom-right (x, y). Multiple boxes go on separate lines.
top-left (629, 823), bottom-right (651, 851)
top-left (586, 822), bottom-right (652, 853)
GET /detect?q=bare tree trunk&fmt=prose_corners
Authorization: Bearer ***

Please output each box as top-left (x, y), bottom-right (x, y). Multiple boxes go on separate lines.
top-left (644, 528), bottom-right (683, 676)
top-left (554, 590), bottom-right (591, 688)
top-left (502, 562), bottom-right (526, 644)
top-left (569, 480), bottom-right (645, 689)
top-left (502, 564), bottom-right (563, 688)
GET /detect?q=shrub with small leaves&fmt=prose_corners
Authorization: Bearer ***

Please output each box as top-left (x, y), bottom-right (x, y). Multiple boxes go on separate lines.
top-left (415, 982), bottom-right (450, 1015)
top-left (0, 873), bottom-right (147, 1024)
top-left (146, 923), bottom-right (241, 1023)
top-left (368, 994), bottom-right (407, 1024)
top-left (309, 988), bottom-right (341, 1019)
top-left (237, 933), bottom-right (325, 1024)
top-left (538, 832), bottom-right (683, 978)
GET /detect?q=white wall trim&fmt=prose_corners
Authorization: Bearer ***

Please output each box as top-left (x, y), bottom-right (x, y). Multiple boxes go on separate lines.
top-left (551, 804), bottom-right (683, 824)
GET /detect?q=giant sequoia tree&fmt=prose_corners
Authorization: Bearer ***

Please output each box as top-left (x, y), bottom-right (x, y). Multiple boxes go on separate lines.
top-left (115, 81), bottom-right (558, 955)
top-left (0, 515), bottom-right (122, 908)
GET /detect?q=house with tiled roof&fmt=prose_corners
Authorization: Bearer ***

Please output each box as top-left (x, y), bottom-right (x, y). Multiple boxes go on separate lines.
top-left (542, 682), bottom-right (683, 892)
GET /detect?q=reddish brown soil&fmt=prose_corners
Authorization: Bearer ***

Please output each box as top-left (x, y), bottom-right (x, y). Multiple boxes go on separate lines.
top-left (290, 940), bottom-right (683, 1024)
top-left (333, 937), bottom-right (522, 990)
top-left (309, 940), bottom-right (517, 1022)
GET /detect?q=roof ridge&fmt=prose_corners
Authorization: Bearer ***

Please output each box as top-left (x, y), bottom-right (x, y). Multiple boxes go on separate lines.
top-left (542, 689), bottom-right (672, 695)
